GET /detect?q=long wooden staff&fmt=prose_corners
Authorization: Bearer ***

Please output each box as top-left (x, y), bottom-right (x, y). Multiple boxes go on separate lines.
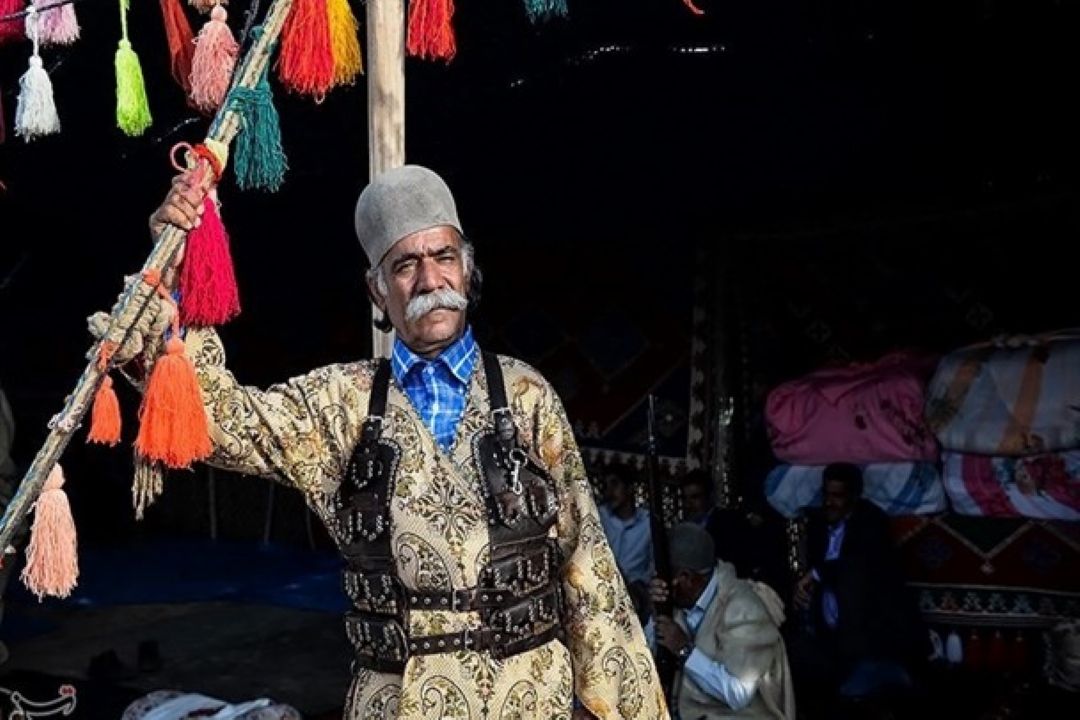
top-left (0, 0), bottom-right (295, 555)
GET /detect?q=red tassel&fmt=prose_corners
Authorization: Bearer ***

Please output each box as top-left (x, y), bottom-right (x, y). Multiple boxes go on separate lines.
top-left (965, 630), bottom-right (984, 673)
top-left (135, 336), bottom-right (212, 469)
top-left (179, 194), bottom-right (240, 326)
top-left (88, 375), bottom-right (122, 445)
top-left (0, 0), bottom-right (24, 45)
top-left (278, 0), bottom-right (335, 96)
top-left (21, 465), bottom-right (79, 600)
top-left (160, 0), bottom-right (197, 93)
top-left (986, 630), bottom-right (1008, 673)
top-left (406, 0), bottom-right (456, 61)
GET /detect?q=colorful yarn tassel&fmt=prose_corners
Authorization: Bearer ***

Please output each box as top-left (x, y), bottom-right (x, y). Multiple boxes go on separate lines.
top-left (15, 9), bottom-right (61, 142)
top-left (34, 0), bottom-right (80, 45)
top-left (228, 51), bottom-right (288, 191)
top-left (190, 4), bottom-right (238, 112)
top-left (278, 0), bottom-right (334, 96)
top-left (135, 336), bottom-right (212, 469)
top-left (522, 0), bottom-right (567, 23)
top-left (132, 453), bottom-right (166, 520)
top-left (88, 375), bottom-right (122, 445)
top-left (0, 0), bottom-right (23, 45)
top-left (179, 193), bottom-right (241, 326)
top-left (159, 0), bottom-right (196, 93)
top-left (407, 0), bottom-right (456, 61)
top-left (116, 0), bottom-right (153, 136)
top-left (21, 465), bottom-right (79, 600)
top-left (188, 0), bottom-right (220, 13)
top-left (327, 0), bottom-right (362, 87)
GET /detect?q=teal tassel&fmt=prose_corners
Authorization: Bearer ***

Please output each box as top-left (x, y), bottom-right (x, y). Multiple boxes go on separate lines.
top-left (227, 66), bottom-right (287, 192)
top-left (523, 0), bottom-right (568, 23)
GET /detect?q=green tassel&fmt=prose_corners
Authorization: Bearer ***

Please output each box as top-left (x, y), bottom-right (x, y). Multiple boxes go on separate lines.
top-left (227, 63), bottom-right (288, 192)
top-left (115, 39), bottom-right (152, 136)
top-left (522, 0), bottom-right (567, 23)
top-left (115, 0), bottom-right (151, 136)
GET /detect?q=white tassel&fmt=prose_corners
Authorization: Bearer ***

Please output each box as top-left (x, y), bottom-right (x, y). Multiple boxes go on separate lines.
top-left (15, 8), bottom-right (60, 141)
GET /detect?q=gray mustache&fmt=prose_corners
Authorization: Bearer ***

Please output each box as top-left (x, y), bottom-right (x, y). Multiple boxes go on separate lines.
top-left (405, 288), bottom-right (468, 322)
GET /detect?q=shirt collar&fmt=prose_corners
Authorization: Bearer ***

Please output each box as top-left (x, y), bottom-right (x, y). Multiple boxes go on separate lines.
top-left (601, 505), bottom-right (649, 527)
top-left (692, 568), bottom-right (720, 616)
top-left (391, 325), bottom-right (478, 385)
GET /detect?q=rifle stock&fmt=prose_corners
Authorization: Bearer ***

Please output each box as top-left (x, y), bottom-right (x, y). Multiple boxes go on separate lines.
top-left (645, 395), bottom-right (678, 702)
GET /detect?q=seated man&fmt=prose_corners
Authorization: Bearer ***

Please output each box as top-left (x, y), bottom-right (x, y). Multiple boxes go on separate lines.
top-left (680, 469), bottom-right (789, 596)
top-left (651, 522), bottom-right (795, 719)
top-left (598, 464), bottom-right (654, 588)
top-left (791, 463), bottom-right (928, 713)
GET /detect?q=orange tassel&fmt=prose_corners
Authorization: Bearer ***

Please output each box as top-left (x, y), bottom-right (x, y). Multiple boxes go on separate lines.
top-left (87, 375), bottom-right (122, 445)
top-left (21, 465), bottom-right (79, 600)
top-left (135, 336), bottom-right (211, 469)
top-left (407, 0), bottom-right (457, 61)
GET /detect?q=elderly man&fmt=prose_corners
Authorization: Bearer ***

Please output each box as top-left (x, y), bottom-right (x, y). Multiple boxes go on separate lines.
top-left (130, 165), bottom-right (667, 719)
top-left (650, 523), bottom-right (794, 719)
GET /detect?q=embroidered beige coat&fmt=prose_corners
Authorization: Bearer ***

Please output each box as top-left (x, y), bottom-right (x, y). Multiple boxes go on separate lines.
top-left (184, 328), bottom-right (669, 720)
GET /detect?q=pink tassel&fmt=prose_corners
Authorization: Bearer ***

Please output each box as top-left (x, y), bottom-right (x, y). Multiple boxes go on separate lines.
top-left (189, 4), bottom-right (238, 113)
top-left (20, 465), bottom-right (79, 600)
top-left (179, 193), bottom-right (241, 326)
top-left (34, 0), bottom-right (80, 46)
top-left (0, 0), bottom-right (24, 45)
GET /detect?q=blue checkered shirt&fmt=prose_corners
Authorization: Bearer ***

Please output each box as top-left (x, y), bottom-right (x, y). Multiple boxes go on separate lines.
top-left (390, 326), bottom-right (479, 452)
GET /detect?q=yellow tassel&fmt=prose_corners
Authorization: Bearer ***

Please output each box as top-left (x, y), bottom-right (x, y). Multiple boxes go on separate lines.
top-left (327, 0), bottom-right (362, 87)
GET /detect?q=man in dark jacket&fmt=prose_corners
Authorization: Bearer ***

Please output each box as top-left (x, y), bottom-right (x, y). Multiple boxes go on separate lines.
top-left (790, 463), bottom-right (928, 713)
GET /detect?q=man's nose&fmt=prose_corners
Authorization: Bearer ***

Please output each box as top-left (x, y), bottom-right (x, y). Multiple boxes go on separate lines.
top-left (415, 257), bottom-right (444, 292)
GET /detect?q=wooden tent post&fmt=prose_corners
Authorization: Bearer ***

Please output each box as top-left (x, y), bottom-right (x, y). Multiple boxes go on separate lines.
top-left (365, 0), bottom-right (405, 359)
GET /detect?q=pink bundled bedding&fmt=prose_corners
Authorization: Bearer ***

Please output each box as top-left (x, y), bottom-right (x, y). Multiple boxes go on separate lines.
top-left (766, 352), bottom-right (939, 465)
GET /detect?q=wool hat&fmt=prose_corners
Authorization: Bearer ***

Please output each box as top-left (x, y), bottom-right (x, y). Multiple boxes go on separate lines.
top-left (354, 165), bottom-right (463, 267)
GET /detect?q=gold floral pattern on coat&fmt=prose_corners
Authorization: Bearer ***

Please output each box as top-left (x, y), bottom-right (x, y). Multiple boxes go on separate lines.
top-left (181, 329), bottom-right (669, 719)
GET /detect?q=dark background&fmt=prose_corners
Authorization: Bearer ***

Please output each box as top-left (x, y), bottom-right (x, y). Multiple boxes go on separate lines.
top-left (2, 0), bottom-right (1078, 545)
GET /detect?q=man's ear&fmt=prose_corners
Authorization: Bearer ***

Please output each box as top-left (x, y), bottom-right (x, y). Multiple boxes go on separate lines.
top-left (365, 273), bottom-right (387, 313)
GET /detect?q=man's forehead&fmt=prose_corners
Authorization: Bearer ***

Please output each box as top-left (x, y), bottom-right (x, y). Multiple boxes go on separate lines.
top-left (386, 226), bottom-right (461, 260)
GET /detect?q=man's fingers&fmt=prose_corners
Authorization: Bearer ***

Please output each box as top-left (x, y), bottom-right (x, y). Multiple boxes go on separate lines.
top-left (154, 205), bottom-right (199, 232)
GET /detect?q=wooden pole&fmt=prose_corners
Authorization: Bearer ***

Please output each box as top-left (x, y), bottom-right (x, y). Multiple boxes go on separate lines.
top-left (365, 0), bottom-right (406, 359)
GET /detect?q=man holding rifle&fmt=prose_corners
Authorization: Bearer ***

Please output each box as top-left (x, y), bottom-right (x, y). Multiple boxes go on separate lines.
top-left (650, 522), bottom-right (794, 719)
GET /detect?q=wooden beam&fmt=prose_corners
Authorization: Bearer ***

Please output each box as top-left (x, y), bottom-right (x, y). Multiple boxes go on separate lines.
top-left (365, 0), bottom-right (406, 359)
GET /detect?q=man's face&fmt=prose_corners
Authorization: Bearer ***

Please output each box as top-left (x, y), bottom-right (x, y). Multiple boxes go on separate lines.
top-left (823, 479), bottom-right (855, 524)
top-left (682, 482), bottom-right (710, 520)
top-left (605, 477), bottom-right (631, 510)
top-left (671, 570), bottom-right (701, 609)
top-left (370, 226), bottom-right (469, 357)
